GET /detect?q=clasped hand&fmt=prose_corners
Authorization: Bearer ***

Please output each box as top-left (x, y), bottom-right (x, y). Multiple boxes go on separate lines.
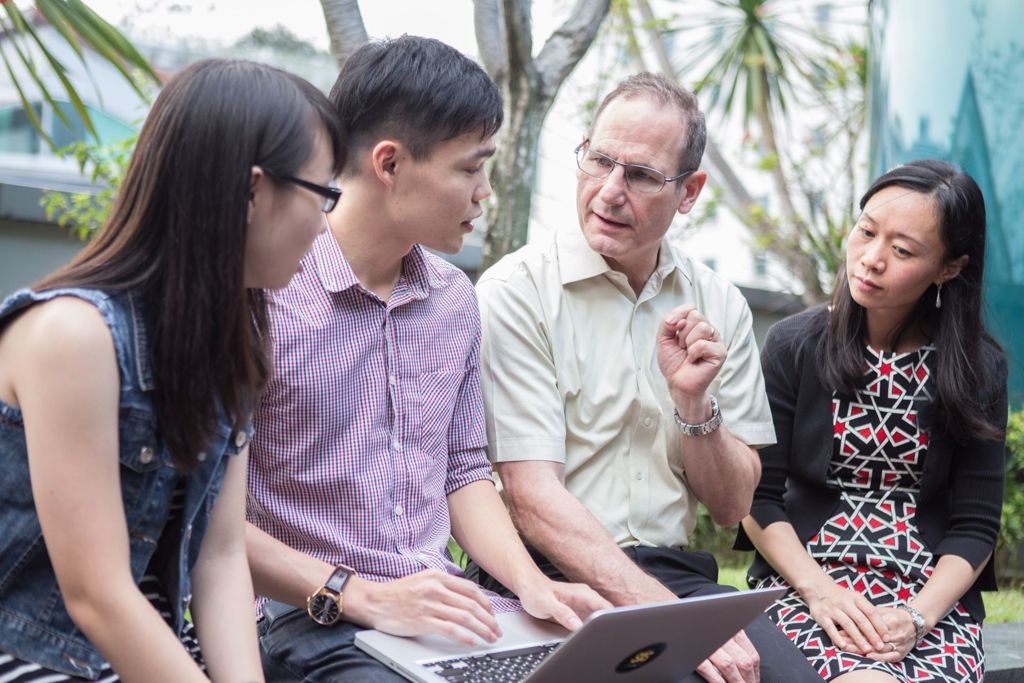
top-left (804, 583), bottom-right (917, 660)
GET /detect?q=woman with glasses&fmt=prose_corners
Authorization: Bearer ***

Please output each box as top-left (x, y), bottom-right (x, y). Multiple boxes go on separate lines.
top-left (737, 161), bottom-right (1006, 683)
top-left (0, 59), bottom-right (344, 682)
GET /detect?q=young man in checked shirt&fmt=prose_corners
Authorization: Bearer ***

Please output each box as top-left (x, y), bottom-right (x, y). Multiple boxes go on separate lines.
top-left (244, 36), bottom-right (609, 682)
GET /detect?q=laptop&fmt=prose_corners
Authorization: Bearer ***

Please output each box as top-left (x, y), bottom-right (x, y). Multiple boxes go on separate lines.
top-left (355, 586), bottom-right (785, 682)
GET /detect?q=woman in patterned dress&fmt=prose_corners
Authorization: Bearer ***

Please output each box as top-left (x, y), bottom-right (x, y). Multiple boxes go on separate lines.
top-left (736, 160), bottom-right (1007, 683)
top-left (0, 60), bottom-right (345, 681)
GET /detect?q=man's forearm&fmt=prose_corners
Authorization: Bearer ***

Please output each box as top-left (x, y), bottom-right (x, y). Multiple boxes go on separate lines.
top-left (505, 478), bottom-right (675, 606)
top-left (677, 426), bottom-right (760, 525)
top-left (244, 521), bottom-right (334, 608)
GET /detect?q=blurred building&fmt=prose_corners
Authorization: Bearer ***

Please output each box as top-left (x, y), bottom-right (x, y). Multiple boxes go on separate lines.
top-left (0, 18), bottom-right (148, 295)
top-left (869, 0), bottom-right (1024, 403)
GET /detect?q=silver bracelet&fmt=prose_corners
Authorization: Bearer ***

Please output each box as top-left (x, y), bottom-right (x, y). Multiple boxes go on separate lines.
top-left (672, 395), bottom-right (723, 437)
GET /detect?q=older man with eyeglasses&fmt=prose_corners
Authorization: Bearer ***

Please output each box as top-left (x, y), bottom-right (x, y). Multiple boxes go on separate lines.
top-left (472, 72), bottom-right (822, 683)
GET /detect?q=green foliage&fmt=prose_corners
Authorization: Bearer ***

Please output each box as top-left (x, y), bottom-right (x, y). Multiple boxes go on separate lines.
top-left (1001, 409), bottom-right (1024, 552)
top-left (670, 0), bottom-right (824, 125)
top-left (41, 132), bottom-right (137, 241)
top-left (234, 24), bottom-right (328, 58)
top-left (447, 537), bottom-right (469, 570)
top-left (983, 586), bottom-right (1024, 624)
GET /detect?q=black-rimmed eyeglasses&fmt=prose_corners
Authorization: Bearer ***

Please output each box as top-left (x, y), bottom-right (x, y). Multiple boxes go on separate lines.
top-left (278, 175), bottom-right (342, 213)
top-left (574, 140), bottom-right (696, 194)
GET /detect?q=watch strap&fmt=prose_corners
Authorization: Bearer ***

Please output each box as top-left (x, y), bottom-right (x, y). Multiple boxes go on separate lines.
top-left (673, 395), bottom-right (723, 437)
top-left (323, 563), bottom-right (355, 595)
top-left (898, 603), bottom-right (927, 645)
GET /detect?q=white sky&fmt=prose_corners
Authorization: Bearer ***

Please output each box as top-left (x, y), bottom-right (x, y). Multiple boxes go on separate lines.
top-left (82, 0), bottom-right (565, 59)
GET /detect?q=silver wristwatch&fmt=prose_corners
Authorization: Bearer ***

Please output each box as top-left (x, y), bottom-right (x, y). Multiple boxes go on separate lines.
top-left (673, 395), bottom-right (723, 437)
top-left (898, 603), bottom-right (927, 645)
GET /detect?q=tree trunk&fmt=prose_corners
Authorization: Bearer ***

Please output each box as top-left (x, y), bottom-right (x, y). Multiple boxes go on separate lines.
top-left (319, 0), bottom-right (368, 69)
top-left (482, 74), bottom-right (548, 264)
top-left (478, 0), bottom-right (611, 273)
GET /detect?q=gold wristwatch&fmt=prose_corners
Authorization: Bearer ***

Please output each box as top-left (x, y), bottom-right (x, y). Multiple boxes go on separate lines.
top-left (306, 563), bottom-right (356, 626)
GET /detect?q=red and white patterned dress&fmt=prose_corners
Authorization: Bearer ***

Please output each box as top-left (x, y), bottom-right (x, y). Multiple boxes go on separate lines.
top-left (754, 345), bottom-right (985, 682)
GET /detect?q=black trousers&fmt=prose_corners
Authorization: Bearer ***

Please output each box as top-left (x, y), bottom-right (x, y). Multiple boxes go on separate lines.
top-left (466, 545), bottom-right (821, 683)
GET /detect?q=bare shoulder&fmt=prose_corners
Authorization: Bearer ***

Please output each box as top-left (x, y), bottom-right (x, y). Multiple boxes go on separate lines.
top-left (14, 296), bottom-right (113, 360)
top-left (1, 297), bottom-right (116, 406)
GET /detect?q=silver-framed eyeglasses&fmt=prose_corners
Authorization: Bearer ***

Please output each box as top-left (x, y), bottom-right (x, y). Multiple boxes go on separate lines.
top-left (278, 175), bottom-right (342, 213)
top-left (574, 140), bottom-right (696, 194)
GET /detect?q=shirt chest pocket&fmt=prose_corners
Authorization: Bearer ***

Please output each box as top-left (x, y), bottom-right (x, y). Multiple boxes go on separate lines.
top-left (415, 370), bottom-right (464, 456)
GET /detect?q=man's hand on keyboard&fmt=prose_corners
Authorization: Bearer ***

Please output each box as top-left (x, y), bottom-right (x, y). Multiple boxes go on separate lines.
top-left (345, 570), bottom-right (502, 646)
top-left (516, 576), bottom-right (612, 631)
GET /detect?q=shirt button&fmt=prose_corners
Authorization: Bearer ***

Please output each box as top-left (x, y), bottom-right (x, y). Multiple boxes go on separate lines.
top-left (139, 446), bottom-right (155, 464)
top-left (392, 439), bottom-right (401, 452)
top-left (394, 503), bottom-right (404, 516)
top-left (635, 472), bottom-right (643, 481)
top-left (643, 417), bottom-right (653, 427)
top-left (196, 451), bottom-right (207, 462)
top-left (234, 431), bottom-right (248, 448)
top-left (389, 375), bottom-right (397, 386)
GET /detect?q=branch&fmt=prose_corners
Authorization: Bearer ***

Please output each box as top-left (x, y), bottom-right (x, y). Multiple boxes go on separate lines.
top-left (473, 0), bottom-right (507, 85)
top-left (500, 0), bottom-right (534, 94)
top-left (534, 0), bottom-right (612, 100)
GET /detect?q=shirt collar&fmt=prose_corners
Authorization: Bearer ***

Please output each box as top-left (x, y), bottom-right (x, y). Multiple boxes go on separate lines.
top-left (401, 245), bottom-right (444, 298)
top-left (556, 228), bottom-right (612, 285)
top-left (311, 230), bottom-right (359, 293)
top-left (311, 232), bottom-right (441, 297)
top-left (555, 227), bottom-right (693, 287)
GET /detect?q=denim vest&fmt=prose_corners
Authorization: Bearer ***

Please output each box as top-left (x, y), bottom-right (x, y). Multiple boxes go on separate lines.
top-left (0, 287), bottom-right (253, 679)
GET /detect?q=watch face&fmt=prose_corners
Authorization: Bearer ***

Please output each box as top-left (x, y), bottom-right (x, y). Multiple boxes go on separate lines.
top-left (309, 593), bottom-right (341, 625)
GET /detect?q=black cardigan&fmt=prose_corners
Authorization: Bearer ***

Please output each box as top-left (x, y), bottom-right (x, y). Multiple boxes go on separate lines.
top-left (735, 305), bottom-right (1008, 621)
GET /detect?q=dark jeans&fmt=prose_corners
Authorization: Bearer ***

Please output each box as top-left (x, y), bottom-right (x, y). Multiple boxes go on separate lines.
top-left (467, 545), bottom-right (821, 683)
top-left (257, 601), bottom-right (406, 682)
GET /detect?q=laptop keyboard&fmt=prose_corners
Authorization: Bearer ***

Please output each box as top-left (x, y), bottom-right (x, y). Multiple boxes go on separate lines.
top-left (422, 642), bottom-right (560, 682)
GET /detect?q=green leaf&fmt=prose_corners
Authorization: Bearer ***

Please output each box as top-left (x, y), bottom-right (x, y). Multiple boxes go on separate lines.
top-left (12, 12), bottom-right (97, 138)
top-left (34, 0), bottom-right (85, 61)
top-left (0, 38), bottom-right (56, 150)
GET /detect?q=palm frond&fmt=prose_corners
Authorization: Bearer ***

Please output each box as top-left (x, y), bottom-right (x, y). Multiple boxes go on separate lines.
top-left (0, 1), bottom-right (157, 152)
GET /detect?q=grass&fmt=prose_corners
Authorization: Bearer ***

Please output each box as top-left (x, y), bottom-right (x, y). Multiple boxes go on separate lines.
top-left (717, 566), bottom-right (1024, 624)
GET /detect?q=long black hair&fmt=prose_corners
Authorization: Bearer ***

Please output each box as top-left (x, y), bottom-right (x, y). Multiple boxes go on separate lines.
top-left (37, 59), bottom-right (346, 469)
top-left (822, 159), bottom-right (1003, 442)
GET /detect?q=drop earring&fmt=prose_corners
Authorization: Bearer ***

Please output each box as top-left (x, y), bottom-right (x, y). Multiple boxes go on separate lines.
top-left (935, 283), bottom-right (942, 309)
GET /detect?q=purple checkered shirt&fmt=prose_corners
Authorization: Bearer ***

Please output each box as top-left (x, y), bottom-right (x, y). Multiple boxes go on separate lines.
top-left (248, 231), bottom-right (519, 612)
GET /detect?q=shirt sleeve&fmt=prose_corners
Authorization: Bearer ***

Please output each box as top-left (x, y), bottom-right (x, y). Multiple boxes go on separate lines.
top-left (934, 350), bottom-right (1009, 568)
top-left (444, 302), bottom-right (497, 494)
top-left (476, 275), bottom-right (566, 464)
top-left (714, 287), bottom-right (777, 448)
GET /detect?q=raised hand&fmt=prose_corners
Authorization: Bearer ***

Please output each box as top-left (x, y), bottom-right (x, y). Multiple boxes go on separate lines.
top-left (655, 305), bottom-right (726, 410)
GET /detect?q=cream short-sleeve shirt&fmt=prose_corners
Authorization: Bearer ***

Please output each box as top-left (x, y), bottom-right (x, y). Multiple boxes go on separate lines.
top-left (476, 228), bottom-right (776, 548)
